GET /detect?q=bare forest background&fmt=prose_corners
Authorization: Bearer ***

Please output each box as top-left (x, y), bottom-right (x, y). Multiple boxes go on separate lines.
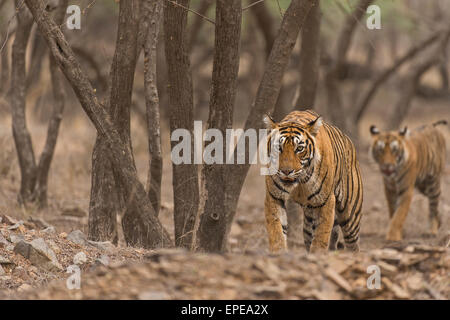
top-left (0, 0), bottom-right (449, 257)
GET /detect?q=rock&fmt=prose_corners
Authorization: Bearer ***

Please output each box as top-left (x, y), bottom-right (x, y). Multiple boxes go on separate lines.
top-left (0, 255), bottom-right (13, 266)
top-left (9, 234), bottom-right (24, 244)
top-left (13, 239), bottom-right (63, 272)
top-left (1, 215), bottom-right (18, 225)
top-left (12, 266), bottom-right (29, 281)
top-left (87, 240), bottom-right (115, 252)
top-left (95, 255), bottom-right (109, 267)
top-left (41, 226), bottom-right (56, 234)
top-left (27, 217), bottom-right (52, 230)
top-left (73, 252), bottom-right (87, 265)
top-left (61, 207), bottom-right (87, 218)
top-left (67, 230), bottom-right (87, 246)
top-left (8, 221), bottom-right (25, 231)
top-left (0, 265), bottom-right (4, 276)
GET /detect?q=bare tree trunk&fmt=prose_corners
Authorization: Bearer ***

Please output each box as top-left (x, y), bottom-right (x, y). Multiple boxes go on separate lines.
top-left (164, 0), bottom-right (199, 248)
top-left (0, 31), bottom-right (10, 96)
top-left (89, 0), bottom-right (141, 245)
top-left (140, 0), bottom-right (164, 216)
top-left (24, 0), bottom-right (171, 248)
top-left (195, 0), bottom-right (316, 252)
top-left (295, 0), bottom-right (321, 110)
top-left (33, 0), bottom-right (68, 208)
top-left (195, 0), bottom-right (242, 253)
top-left (8, 1), bottom-right (36, 204)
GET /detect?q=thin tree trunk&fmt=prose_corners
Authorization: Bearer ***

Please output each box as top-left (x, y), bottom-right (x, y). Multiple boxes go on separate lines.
top-left (196, 0), bottom-right (316, 253)
top-left (140, 0), bottom-right (164, 216)
top-left (195, 0), bottom-right (242, 253)
top-left (8, 1), bottom-right (36, 204)
top-left (295, 0), bottom-right (321, 110)
top-left (24, 0), bottom-right (171, 248)
top-left (164, 0), bottom-right (199, 248)
top-left (33, 0), bottom-right (68, 208)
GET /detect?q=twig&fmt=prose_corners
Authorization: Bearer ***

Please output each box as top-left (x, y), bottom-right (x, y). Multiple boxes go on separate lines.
top-left (242, 0), bottom-right (266, 11)
top-left (165, 0), bottom-right (215, 25)
top-left (0, 0), bottom-right (26, 54)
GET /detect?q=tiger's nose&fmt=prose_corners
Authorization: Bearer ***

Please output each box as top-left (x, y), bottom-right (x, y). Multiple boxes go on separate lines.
top-left (281, 169), bottom-right (293, 176)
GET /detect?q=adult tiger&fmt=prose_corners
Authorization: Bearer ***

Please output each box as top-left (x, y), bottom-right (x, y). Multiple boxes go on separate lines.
top-left (264, 110), bottom-right (363, 253)
top-left (370, 121), bottom-right (447, 241)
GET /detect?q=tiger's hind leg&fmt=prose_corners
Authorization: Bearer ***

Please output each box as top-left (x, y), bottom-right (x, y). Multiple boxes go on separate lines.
top-left (421, 179), bottom-right (441, 235)
top-left (302, 208), bottom-right (314, 252)
top-left (328, 219), bottom-right (343, 250)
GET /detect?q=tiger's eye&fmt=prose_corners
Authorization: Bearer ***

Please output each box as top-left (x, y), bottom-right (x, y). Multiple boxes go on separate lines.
top-left (296, 146), bottom-right (305, 153)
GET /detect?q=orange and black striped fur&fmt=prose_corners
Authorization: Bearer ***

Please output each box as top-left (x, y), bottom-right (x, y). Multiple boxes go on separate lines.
top-left (370, 121), bottom-right (447, 241)
top-left (264, 110), bottom-right (363, 253)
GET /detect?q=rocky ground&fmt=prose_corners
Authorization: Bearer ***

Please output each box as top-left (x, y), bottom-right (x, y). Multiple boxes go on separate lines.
top-left (0, 213), bottom-right (448, 300)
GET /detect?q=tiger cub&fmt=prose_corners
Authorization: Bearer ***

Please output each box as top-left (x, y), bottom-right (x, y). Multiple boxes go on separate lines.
top-left (264, 110), bottom-right (363, 253)
top-left (370, 121), bottom-right (447, 241)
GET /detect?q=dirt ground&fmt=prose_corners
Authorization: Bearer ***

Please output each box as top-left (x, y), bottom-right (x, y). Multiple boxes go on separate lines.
top-left (0, 96), bottom-right (449, 299)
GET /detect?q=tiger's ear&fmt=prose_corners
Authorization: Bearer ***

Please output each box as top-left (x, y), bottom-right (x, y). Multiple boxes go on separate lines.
top-left (263, 114), bottom-right (276, 130)
top-left (399, 126), bottom-right (409, 137)
top-left (370, 125), bottom-right (380, 136)
top-left (306, 116), bottom-right (323, 136)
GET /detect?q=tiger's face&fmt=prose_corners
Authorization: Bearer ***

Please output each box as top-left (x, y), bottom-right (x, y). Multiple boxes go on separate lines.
top-left (265, 115), bottom-right (322, 183)
top-left (370, 125), bottom-right (409, 178)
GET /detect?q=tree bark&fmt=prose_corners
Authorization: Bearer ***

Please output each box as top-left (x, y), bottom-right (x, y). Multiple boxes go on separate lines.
top-left (25, 0), bottom-right (171, 248)
top-left (164, 0), bottom-right (199, 248)
top-left (8, 0), bottom-right (36, 204)
top-left (196, 0), bottom-right (316, 252)
top-left (195, 0), bottom-right (242, 253)
top-left (140, 0), bottom-right (164, 216)
top-left (295, 0), bottom-right (321, 110)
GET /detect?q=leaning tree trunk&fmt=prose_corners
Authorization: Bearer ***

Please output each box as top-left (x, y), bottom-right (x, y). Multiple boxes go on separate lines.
top-left (164, 0), bottom-right (200, 248)
top-left (24, 0), bottom-right (171, 248)
top-left (8, 0), bottom-right (36, 204)
top-left (194, 0), bottom-right (242, 252)
top-left (195, 0), bottom-right (317, 253)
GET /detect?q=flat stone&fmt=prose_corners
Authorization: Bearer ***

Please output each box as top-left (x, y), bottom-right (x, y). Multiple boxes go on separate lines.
top-left (41, 226), bottom-right (56, 234)
top-left (95, 255), bottom-right (109, 266)
top-left (73, 252), bottom-right (87, 265)
top-left (88, 240), bottom-right (115, 252)
top-left (67, 230), bottom-right (88, 246)
top-left (14, 239), bottom-right (63, 272)
top-left (9, 234), bottom-right (24, 244)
